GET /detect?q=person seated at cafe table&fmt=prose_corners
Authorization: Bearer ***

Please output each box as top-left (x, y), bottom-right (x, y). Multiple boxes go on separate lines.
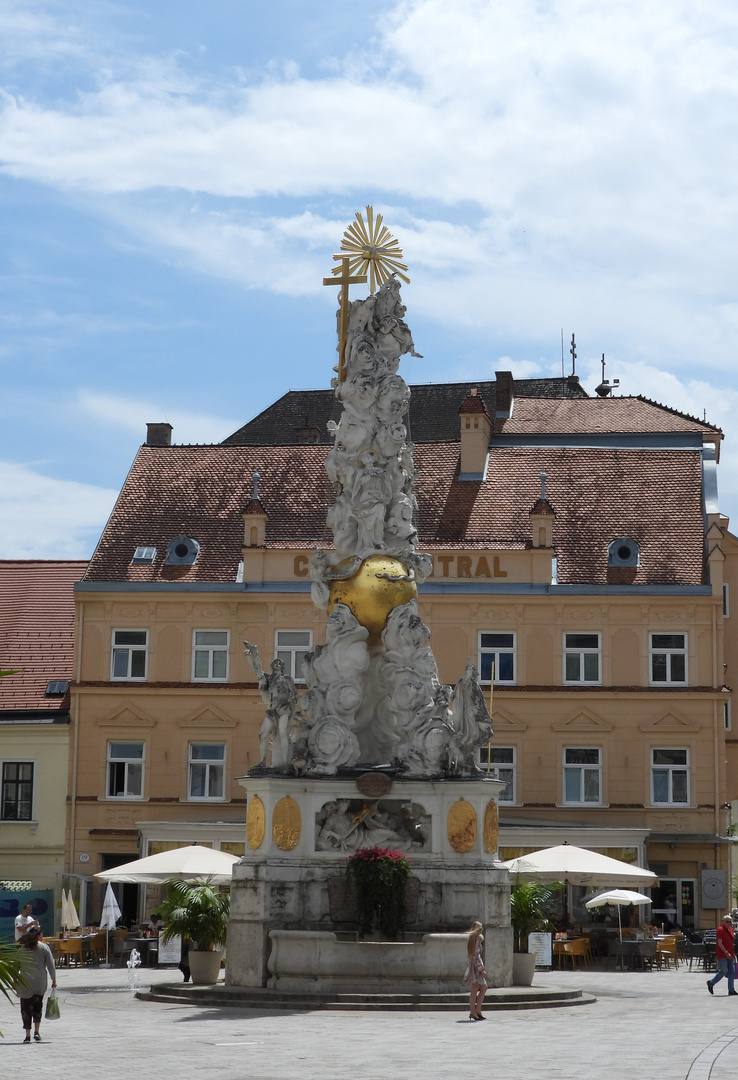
top-left (148, 912), bottom-right (163, 934)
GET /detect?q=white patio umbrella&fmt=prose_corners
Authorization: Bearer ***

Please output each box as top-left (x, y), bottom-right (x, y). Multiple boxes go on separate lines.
top-left (60, 888), bottom-right (69, 930)
top-left (502, 844), bottom-right (657, 925)
top-left (99, 881), bottom-right (123, 966)
top-left (501, 845), bottom-right (658, 887)
top-left (66, 889), bottom-right (81, 930)
top-left (94, 843), bottom-right (239, 885)
top-left (585, 889), bottom-right (653, 942)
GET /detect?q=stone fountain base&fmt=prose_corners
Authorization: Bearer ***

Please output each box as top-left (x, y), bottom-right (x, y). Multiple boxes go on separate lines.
top-left (226, 774), bottom-right (512, 990)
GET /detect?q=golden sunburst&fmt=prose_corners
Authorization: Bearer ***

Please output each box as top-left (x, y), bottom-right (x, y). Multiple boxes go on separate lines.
top-left (332, 205), bottom-right (410, 294)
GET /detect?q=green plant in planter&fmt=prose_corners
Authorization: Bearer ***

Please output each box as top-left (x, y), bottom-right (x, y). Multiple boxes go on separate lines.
top-left (155, 878), bottom-right (230, 952)
top-left (346, 846), bottom-right (411, 939)
top-left (510, 878), bottom-right (559, 953)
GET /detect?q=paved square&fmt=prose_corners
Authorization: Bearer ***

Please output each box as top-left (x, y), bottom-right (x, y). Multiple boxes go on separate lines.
top-left (2, 965), bottom-right (738, 1080)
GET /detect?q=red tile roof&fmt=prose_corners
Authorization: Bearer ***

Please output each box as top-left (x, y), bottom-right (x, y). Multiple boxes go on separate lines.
top-left (495, 396), bottom-right (721, 436)
top-left (0, 561), bottom-right (87, 715)
top-left (84, 436), bottom-right (706, 587)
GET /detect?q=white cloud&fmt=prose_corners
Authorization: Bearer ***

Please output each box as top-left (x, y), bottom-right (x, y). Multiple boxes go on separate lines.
top-left (76, 390), bottom-right (240, 445)
top-left (0, 462), bottom-right (117, 558)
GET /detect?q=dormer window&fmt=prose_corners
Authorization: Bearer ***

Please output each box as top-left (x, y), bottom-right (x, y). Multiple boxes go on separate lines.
top-left (165, 535), bottom-right (200, 566)
top-left (132, 546), bottom-right (157, 564)
top-left (608, 537), bottom-right (640, 568)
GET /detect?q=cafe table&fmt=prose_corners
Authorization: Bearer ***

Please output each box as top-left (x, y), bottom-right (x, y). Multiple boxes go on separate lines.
top-left (124, 936), bottom-right (158, 967)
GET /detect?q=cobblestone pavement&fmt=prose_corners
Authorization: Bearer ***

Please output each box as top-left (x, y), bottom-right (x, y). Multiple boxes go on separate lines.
top-left (2, 965), bottom-right (738, 1080)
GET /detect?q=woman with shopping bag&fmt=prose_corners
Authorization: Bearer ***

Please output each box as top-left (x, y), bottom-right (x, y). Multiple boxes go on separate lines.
top-left (17, 926), bottom-right (56, 1042)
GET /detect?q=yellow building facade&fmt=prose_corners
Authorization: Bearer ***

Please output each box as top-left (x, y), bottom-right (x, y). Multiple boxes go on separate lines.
top-left (68, 376), bottom-right (735, 929)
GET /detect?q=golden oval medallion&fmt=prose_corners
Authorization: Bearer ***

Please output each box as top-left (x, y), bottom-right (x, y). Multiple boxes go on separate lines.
top-left (272, 796), bottom-right (301, 851)
top-left (447, 798), bottom-right (477, 853)
top-left (246, 795), bottom-right (265, 850)
top-left (483, 798), bottom-right (499, 855)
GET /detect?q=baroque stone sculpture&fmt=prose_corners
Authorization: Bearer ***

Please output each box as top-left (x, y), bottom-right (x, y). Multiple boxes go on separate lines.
top-left (248, 217), bottom-right (492, 777)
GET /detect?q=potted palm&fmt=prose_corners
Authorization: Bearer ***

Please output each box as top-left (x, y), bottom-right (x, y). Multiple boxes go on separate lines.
top-left (509, 878), bottom-right (558, 986)
top-left (156, 878), bottom-right (230, 986)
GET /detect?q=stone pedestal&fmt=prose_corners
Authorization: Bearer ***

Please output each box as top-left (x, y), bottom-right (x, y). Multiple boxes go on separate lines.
top-left (226, 774), bottom-right (512, 990)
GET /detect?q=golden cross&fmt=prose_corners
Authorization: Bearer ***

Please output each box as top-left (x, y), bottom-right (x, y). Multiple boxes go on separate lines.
top-left (323, 255), bottom-right (367, 382)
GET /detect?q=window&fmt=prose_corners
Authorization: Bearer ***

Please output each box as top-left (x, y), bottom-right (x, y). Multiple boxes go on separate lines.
top-left (723, 583), bottom-right (730, 618)
top-left (45, 680), bottom-right (69, 696)
top-left (192, 630), bottom-right (229, 681)
top-left (188, 744), bottom-right (226, 800)
top-left (563, 632), bottom-right (601, 684)
top-left (563, 748), bottom-right (601, 804)
top-left (725, 701), bottom-right (732, 732)
top-left (608, 537), bottom-right (640, 567)
top-left (651, 748), bottom-right (689, 805)
top-left (111, 630), bottom-right (148, 681)
top-left (132, 546), bottom-right (156, 564)
top-left (479, 632), bottom-right (516, 684)
top-left (650, 633), bottom-right (687, 685)
top-left (107, 742), bottom-right (144, 799)
top-left (275, 630), bottom-right (312, 683)
top-left (165, 534), bottom-right (200, 566)
top-left (478, 746), bottom-right (516, 803)
top-left (1, 762), bottom-right (33, 820)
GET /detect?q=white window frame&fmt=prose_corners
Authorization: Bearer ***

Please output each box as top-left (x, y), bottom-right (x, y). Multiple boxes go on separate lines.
top-left (651, 747), bottom-right (690, 806)
top-left (192, 630), bottom-right (230, 682)
top-left (0, 759), bottom-right (35, 822)
top-left (649, 632), bottom-right (688, 686)
top-left (478, 745), bottom-right (516, 803)
top-left (106, 742), bottom-right (145, 800)
top-left (478, 631), bottom-right (516, 685)
top-left (725, 700), bottom-right (732, 732)
top-left (187, 743), bottom-right (226, 801)
top-left (563, 747), bottom-right (602, 805)
top-left (275, 629), bottom-right (313, 684)
top-left (563, 632), bottom-right (602, 685)
top-left (111, 629), bottom-right (148, 681)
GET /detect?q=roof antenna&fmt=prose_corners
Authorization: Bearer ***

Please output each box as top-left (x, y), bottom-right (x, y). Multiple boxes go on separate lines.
top-left (570, 333), bottom-right (577, 376)
top-left (595, 352), bottom-right (620, 397)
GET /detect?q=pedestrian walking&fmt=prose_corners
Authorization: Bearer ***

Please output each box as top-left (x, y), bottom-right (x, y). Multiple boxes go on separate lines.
top-left (17, 926), bottom-right (56, 1042)
top-left (463, 920), bottom-right (488, 1020)
top-left (707, 914), bottom-right (737, 997)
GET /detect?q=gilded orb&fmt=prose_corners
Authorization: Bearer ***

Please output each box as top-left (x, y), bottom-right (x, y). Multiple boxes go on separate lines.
top-left (329, 555), bottom-right (418, 641)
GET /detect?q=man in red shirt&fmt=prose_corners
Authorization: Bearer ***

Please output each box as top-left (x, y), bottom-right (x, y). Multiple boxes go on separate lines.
top-left (707, 914), bottom-right (736, 996)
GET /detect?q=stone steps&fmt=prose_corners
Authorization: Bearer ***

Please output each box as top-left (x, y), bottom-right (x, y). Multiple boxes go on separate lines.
top-left (137, 982), bottom-right (596, 1011)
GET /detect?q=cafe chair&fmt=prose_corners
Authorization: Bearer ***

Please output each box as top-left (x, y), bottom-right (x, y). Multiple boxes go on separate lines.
top-left (112, 935), bottom-right (134, 967)
top-left (657, 935), bottom-right (679, 970)
top-left (57, 937), bottom-right (84, 968)
top-left (89, 931), bottom-right (107, 965)
top-left (561, 938), bottom-right (591, 969)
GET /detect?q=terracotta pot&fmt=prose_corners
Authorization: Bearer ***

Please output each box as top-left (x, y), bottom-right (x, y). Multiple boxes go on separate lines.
top-left (512, 952), bottom-right (536, 986)
top-left (188, 948), bottom-right (223, 985)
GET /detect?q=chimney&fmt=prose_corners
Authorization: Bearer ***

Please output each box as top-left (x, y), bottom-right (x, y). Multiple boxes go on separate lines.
top-left (529, 470), bottom-right (555, 548)
top-left (242, 469), bottom-right (268, 548)
top-left (495, 371), bottom-right (514, 416)
top-left (458, 389), bottom-right (492, 479)
top-left (146, 422), bottom-right (173, 447)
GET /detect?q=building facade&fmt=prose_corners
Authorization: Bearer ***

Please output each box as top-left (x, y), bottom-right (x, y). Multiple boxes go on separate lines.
top-left (0, 560), bottom-right (86, 935)
top-left (69, 374), bottom-right (735, 928)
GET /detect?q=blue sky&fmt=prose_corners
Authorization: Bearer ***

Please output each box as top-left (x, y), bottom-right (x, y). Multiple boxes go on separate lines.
top-left (2, 0), bottom-right (738, 557)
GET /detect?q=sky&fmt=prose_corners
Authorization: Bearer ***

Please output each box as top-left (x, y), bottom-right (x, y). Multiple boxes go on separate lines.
top-left (2, 0), bottom-right (738, 559)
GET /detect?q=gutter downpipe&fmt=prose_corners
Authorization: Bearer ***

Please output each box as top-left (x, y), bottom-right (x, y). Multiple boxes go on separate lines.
top-left (69, 599), bottom-right (83, 871)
